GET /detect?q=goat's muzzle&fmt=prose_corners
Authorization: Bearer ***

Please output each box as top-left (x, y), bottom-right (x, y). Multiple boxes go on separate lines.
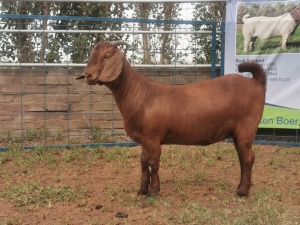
top-left (76, 74), bottom-right (85, 80)
top-left (76, 72), bottom-right (92, 80)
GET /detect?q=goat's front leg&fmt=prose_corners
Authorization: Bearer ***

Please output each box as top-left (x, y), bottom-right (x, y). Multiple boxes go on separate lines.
top-left (138, 146), bottom-right (150, 195)
top-left (281, 33), bottom-right (289, 50)
top-left (138, 143), bottom-right (161, 197)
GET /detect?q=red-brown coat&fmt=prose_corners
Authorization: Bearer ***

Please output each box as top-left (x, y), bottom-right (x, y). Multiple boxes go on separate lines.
top-left (78, 41), bottom-right (267, 197)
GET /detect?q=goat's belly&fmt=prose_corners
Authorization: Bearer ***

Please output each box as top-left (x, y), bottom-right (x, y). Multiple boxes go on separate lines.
top-left (163, 136), bottom-right (229, 146)
top-left (162, 128), bottom-right (232, 146)
top-left (253, 24), bottom-right (282, 39)
top-left (251, 18), bottom-right (295, 39)
top-left (161, 113), bottom-right (236, 145)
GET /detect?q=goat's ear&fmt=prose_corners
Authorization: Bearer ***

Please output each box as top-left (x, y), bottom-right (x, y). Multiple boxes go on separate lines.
top-left (99, 50), bottom-right (124, 82)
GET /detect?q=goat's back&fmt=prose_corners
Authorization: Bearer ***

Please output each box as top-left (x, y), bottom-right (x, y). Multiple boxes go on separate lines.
top-left (118, 61), bottom-right (266, 146)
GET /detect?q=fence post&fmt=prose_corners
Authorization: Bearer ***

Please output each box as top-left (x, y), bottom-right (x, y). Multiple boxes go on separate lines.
top-left (211, 22), bottom-right (217, 78)
top-left (220, 21), bottom-right (226, 76)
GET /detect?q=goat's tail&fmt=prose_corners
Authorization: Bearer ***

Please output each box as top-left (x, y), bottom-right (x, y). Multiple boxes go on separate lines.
top-left (242, 14), bottom-right (250, 22)
top-left (238, 61), bottom-right (267, 87)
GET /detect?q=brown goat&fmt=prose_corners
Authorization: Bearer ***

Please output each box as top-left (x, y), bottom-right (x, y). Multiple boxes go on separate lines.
top-left (77, 41), bottom-right (266, 197)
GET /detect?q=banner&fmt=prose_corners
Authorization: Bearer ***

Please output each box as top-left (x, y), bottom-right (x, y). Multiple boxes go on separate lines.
top-left (225, 0), bottom-right (300, 129)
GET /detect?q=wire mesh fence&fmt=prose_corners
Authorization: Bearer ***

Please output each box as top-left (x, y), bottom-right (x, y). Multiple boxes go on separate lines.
top-left (0, 13), bottom-right (299, 150)
top-left (0, 14), bottom-right (221, 149)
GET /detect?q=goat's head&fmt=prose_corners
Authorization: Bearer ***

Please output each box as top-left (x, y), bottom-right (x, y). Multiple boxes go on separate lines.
top-left (291, 5), bottom-right (300, 22)
top-left (77, 41), bottom-right (130, 85)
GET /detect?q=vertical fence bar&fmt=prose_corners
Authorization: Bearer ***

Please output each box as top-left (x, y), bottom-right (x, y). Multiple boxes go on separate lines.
top-left (67, 66), bottom-right (70, 148)
top-left (66, 19), bottom-right (71, 147)
top-left (42, 16), bottom-right (47, 147)
top-left (18, 14), bottom-right (24, 148)
top-left (211, 22), bottom-right (217, 78)
top-left (220, 21), bottom-right (225, 76)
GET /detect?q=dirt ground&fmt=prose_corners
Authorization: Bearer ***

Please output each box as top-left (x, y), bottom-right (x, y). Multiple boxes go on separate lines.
top-left (0, 142), bottom-right (299, 225)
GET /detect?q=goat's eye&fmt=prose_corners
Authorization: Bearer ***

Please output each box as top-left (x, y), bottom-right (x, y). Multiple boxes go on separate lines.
top-left (105, 52), bottom-right (113, 58)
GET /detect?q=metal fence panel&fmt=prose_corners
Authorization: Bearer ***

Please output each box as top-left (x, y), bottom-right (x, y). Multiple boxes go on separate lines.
top-left (0, 14), bottom-right (220, 149)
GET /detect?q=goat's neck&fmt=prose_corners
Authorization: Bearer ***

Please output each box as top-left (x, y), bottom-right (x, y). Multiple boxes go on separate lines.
top-left (105, 60), bottom-right (149, 115)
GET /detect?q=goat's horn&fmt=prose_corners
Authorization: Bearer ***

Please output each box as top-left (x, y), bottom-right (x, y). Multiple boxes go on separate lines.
top-left (110, 40), bottom-right (131, 47)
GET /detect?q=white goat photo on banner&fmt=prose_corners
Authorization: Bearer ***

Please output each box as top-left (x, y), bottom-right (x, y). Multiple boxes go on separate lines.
top-left (225, 0), bottom-right (300, 130)
top-left (235, 1), bottom-right (300, 55)
top-left (224, 0), bottom-right (300, 129)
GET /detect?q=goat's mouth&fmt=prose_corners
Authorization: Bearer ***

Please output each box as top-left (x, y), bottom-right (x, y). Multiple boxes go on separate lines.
top-left (86, 77), bottom-right (99, 85)
top-left (76, 72), bottom-right (99, 85)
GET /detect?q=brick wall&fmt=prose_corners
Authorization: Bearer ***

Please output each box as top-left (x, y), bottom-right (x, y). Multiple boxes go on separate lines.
top-left (0, 67), bottom-right (216, 140)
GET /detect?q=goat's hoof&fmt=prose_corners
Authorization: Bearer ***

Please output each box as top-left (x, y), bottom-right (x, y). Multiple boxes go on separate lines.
top-left (147, 188), bottom-right (159, 198)
top-left (147, 192), bottom-right (158, 198)
top-left (137, 189), bottom-right (148, 196)
top-left (237, 188), bottom-right (249, 197)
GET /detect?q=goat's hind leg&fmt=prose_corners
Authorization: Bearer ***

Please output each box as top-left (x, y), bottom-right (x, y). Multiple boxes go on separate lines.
top-left (243, 34), bottom-right (254, 52)
top-left (243, 38), bottom-right (251, 52)
top-left (233, 135), bottom-right (255, 197)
